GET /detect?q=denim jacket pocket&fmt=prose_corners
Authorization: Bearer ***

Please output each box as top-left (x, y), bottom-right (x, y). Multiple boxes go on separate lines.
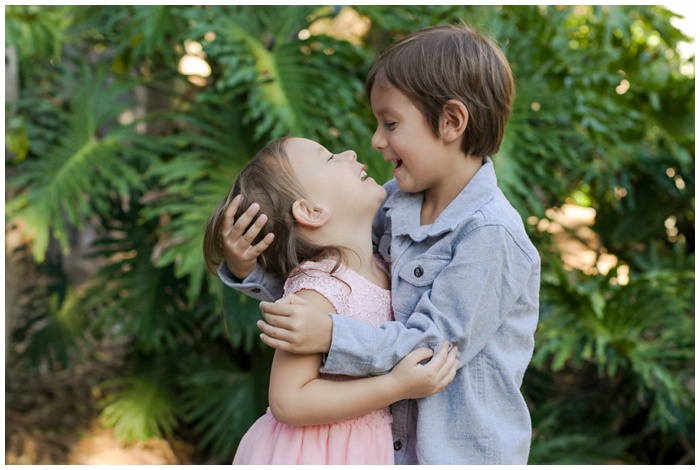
top-left (392, 254), bottom-right (451, 316)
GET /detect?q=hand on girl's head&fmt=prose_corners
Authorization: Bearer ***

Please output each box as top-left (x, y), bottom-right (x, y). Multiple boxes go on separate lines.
top-left (221, 194), bottom-right (274, 279)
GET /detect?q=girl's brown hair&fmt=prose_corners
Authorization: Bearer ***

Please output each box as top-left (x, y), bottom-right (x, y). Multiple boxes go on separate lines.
top-left (366, 24), bottom-right (515, 158)
top-left (203, 137), bottom-right (343, 280)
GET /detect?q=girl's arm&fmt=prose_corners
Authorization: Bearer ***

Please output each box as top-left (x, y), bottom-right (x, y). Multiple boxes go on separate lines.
top-left (268, 289), bottom-right (458, 426)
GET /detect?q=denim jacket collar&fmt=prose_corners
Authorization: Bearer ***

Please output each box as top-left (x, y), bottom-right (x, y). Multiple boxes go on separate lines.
top-left (383, 157), bottom-right (496, 242)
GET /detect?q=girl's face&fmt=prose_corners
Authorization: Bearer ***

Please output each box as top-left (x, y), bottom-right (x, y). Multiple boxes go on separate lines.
top-left (285, 137), bottom-right (386, 219)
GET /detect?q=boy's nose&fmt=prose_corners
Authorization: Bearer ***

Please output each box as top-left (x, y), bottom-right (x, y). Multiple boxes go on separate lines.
top-left (371, 129), bottom-right (386, 150)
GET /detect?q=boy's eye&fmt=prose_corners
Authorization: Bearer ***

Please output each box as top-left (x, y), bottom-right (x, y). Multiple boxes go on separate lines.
top-left (327, 154), bottom-right (335, 161)
top-left (385, 122), bottom-right (396, 130)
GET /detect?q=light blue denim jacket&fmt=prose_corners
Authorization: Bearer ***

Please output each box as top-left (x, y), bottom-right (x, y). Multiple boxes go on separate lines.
top-left (219, 158), bottom-right (540, 464)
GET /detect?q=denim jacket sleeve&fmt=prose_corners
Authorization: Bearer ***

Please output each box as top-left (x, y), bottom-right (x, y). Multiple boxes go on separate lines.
top-left (217, 261), bottom-right (284, 302)
top-left (321, 223), bottom-right (539, 377)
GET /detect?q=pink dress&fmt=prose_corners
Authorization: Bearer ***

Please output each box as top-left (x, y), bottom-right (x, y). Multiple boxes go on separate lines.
top-left (232, 256), bottom-right (394, 465)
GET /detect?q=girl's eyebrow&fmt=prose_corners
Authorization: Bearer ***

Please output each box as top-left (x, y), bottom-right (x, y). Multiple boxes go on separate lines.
top-left (317, 146), bottom-right (333, 161)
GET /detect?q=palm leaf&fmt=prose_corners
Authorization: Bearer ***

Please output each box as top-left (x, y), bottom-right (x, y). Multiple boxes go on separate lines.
top-left (142, 106), bottom-right (255, 306)
top-left (99, 358), bottom-right (181, 442)
top-left (5, 5), bottom-right (70, 60)
top-left (181, 364), bottom-right (259, 459)
top-left (83, 211), bottom-right (197, 353)
top-left (11, 283), bottom-right (86, 369)
top-left (191, 6), bottom-right (372, 146)
top-left (6, 66), bottom-right (150, 262)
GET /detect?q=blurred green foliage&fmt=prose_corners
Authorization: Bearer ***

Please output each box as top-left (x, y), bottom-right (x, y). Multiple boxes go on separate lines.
top-left (5, 5), bottom-right (694, 464)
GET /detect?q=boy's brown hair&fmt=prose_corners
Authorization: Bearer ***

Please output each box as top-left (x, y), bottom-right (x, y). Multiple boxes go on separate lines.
top-left (366, 24), bottom-right (515, 158)
top-left (203, 137), bottom-right (343, 280)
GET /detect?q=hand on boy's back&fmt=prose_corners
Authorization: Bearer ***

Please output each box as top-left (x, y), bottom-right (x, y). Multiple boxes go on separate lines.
top-left (258, 294), bottom-right (333, 354)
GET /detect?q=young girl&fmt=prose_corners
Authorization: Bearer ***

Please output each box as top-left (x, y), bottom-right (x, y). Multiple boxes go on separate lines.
top-left (203, 136), bottom-right (458, 465)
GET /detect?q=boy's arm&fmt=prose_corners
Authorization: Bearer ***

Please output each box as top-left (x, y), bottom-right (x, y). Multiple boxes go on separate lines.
top-left (268, 290), bottom-right (459, 426)
top-left (218, 261), bottom-right (283, 302)
top-left (260, 225), bottom-right (539, 376)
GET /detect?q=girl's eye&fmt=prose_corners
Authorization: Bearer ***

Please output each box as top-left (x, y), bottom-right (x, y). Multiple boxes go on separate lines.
top-left (385, 122), bottom-right (396, 130)
top-left (327, 154), bottom-right (335, 161)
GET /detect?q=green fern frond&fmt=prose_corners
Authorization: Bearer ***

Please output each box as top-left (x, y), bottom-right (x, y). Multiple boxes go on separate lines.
top-left (140, 106), bottom-right (256, 305)
top-left (220, 286), bottom-right (271, 353)
top-left (181, 360), bottom-right (265, 459)
top-left (192, 6), bottom-right (371, 145)
top-left (5, 5), bottom-right (70, 60)
top-left (99, 365), bottom-right (180, 442)
top-left (85, 222), bottom-right (197, 353)
top-left (6, 67), bottom-right (149, 262)
top-left (12, 284), bottom-right (86, 369)
top-left (536, 261), bottom-right (694, 431)
top-left (529, 401), bottom-right (633, 464)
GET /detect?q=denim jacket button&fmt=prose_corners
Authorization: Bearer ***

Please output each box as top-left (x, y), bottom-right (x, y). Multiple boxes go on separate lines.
top-left (414, 266), bottom-right (424, 277)
top-left (393, 440), bottom-right (402, 451)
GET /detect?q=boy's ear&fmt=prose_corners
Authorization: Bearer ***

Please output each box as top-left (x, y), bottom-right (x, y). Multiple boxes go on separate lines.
top-left (440, 99), bottom-right (469, 143)
top-left (292, 199), bottom-right (331, 227)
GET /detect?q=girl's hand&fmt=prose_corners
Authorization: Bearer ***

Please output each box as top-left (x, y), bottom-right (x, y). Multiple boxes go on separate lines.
top-left (390, 341), bottom-right (458, 399)
top-left (221, 195), bottom-right (275, 280)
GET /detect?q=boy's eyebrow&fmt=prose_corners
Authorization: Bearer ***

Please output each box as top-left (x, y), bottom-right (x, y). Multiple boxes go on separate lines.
top-left (372, 103), bottom-right (392, 117)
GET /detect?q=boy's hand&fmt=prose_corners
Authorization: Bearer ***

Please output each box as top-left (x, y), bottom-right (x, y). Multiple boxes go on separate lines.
top-left (258, 294), bottom-right (333, 354)
top-left (221, 195), bottom-right (274, 280)
top-left (390, 341), bottom-right (458, 399)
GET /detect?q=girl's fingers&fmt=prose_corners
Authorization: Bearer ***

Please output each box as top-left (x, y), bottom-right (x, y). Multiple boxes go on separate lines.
top-left (426, 341), bottom-right (450, 369)
top-left (404, 347), bottom-right (434, 365)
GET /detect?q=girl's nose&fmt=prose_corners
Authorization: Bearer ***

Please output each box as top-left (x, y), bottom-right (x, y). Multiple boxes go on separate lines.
top-left (338, 149), bottom-right (357, 161)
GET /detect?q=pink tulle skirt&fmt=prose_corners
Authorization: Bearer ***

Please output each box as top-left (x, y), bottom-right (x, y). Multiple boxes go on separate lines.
top-left (233, 408), bottom-right (394, 465)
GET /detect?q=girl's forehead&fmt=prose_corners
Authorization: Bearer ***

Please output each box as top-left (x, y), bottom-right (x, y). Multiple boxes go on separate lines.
top-left (286, 137), bottom-right (328, 158)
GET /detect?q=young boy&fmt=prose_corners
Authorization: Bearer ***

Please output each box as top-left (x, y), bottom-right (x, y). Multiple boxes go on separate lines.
top-left (218, 24), bottom-right (540, 464)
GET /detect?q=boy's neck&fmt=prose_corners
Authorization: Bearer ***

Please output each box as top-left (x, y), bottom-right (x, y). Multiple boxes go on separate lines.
top-left (421, 155), bottom-right (484, 226)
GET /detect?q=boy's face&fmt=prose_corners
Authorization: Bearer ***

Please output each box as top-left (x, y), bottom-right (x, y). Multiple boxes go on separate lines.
top-left (369, 83), bottom-right (450, 194)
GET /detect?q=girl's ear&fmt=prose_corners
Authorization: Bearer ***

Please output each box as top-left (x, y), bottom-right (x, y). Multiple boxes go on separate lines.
top-left (440, 99), bottom-right (469, 143)
top-left (292, 199), bottom-right (331, 227)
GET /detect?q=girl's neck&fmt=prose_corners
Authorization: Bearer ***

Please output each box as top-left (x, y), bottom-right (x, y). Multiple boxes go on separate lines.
top-left (307, 221), bottom-right (389, 289)
top-left (342, 246), bottom-right (389, 290)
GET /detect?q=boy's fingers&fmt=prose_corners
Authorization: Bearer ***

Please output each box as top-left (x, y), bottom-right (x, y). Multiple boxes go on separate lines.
top-left (240, 213), bottom-right (268, 247)
top-left (261, 300), bottom-right (292, 316)
top-left (222, 195), bottom-right (242, 228)
top-left (259, 332), bottom-right (293, 352)
top-left (251, 232), bottom-right (275, 255)
top-left (257, 320), bottom-right (292, 343)
top-left (226, 202), bottom-right (260, 239)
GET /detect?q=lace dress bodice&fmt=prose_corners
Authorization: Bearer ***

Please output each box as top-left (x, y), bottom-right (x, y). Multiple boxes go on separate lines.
top-left (283, 255), bottom-right (393, 427)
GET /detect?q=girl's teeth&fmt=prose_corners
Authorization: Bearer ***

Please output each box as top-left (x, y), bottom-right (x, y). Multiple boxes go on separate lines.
top-left (360, 170), bottom-right (368, 181)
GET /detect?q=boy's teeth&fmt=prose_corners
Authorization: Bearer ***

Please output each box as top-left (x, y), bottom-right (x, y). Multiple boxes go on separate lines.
top-left (360, 170), bottom-right (368, 181)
